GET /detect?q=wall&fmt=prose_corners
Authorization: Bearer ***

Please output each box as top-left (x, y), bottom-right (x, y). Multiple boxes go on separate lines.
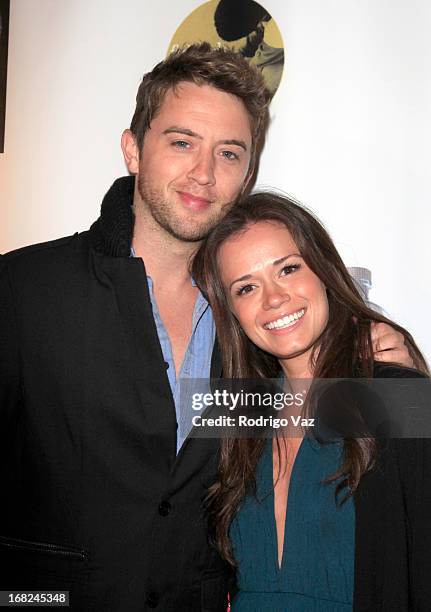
top-left (1, 0), bottom-right (430, 359)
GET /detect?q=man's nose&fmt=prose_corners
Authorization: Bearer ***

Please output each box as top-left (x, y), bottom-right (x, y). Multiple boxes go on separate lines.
top-left (262, 282), bottom-right (290, 310)
top-left (187, 150), bottom-right (216, 186)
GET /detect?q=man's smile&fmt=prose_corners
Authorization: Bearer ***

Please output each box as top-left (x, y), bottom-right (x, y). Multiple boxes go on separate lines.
top-left (177, 191), bottom-right (213, 211)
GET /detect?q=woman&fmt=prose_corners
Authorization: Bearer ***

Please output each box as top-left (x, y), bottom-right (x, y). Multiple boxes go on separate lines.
top-left (192, 192), bottom-right (430, 611)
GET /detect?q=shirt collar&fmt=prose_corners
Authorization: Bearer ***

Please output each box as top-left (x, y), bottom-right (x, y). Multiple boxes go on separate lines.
top-left (130, 246), bottom-right (198, 287)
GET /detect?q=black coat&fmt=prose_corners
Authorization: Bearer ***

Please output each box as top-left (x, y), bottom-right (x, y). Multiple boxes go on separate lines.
top-left (1, 176), bottom-right (430, 611)
top-left (353, 365), bottom-right (431, 611)
top-left (0, 177), bottom-right (226, 611)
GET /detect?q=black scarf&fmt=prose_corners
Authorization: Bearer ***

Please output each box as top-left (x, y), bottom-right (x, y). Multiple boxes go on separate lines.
top-left (89, 176), bottom-right (136, 257)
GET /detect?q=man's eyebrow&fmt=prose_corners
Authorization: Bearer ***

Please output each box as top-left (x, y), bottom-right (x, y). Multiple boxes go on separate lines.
top-left (222, 139), bottom-right (248, 152)
top-left (229, 254), bottom-right (302, 290)
top-left (162, 128), bottom-right (248, 151)
top-left (163, 127), bottom-right (202, 139)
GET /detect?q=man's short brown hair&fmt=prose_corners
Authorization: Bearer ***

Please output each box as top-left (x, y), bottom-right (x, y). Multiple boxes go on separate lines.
top-left (130, 42), bottom-right (270, 170)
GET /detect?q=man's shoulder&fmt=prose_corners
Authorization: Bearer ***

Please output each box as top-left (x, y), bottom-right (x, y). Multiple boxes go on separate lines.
top-left (1, 232), bottom-right (91, 277)
top-left (0, 233), bottom-right (94, 296)
top-left (3, 232), bottom-right (88, 261)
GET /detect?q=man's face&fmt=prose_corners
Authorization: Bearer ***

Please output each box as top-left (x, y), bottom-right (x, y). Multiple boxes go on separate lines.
top-left (134, 82), bottom-right (253, 242)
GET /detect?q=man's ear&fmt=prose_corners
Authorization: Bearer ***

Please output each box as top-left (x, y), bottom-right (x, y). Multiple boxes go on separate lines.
top-left (121, 129), bottom-right (140, 174)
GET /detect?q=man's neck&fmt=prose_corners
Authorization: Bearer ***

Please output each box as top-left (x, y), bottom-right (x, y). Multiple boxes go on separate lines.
top-left (132, 200), bottom-right (202, 375)
top-left (132, 205), bottom-right (200, 290)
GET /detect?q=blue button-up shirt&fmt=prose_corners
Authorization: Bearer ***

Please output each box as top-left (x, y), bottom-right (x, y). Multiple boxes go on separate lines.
top-left (131, 248), bottom-right (215, 452)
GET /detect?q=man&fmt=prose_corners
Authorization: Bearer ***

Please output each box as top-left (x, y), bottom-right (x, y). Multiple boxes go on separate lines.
top-left (0, 43), bottom-right (412, 611)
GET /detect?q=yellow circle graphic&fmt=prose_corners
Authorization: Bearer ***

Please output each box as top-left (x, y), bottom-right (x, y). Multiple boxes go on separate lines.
top-left (168, 0), bottom-right (285, 98)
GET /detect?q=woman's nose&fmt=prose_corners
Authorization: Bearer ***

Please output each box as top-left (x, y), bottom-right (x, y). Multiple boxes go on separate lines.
top-left (262, 282), bottom-right (290, 310)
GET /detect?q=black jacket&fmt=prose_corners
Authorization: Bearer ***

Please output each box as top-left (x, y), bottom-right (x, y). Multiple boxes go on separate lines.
top-left (353, 365), bottom-right (431, 611)
top-left (0, 176), bottom-right (226, 611)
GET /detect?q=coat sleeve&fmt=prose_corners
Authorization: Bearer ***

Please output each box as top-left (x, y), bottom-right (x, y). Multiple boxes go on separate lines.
top-left (0, 257), bottom-right (21, 439)
top-left (374, 364), bottom-right (431, 607)
top-left (393, 432), bottom-right (431, 607)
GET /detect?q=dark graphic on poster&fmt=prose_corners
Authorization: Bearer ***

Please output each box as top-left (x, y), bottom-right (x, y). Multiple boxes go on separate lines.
top-left (0, 0), bottom-right (10, 153)
top-left (168, 0), bottom-right (284, 98)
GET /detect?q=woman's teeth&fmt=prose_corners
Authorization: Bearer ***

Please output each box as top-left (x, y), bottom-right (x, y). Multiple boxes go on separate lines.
top-left (264, 308), bottom-right (305, 330)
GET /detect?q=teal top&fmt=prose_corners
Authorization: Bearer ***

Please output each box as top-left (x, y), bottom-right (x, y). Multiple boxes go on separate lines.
top-left (230, 438), bottom-right (355, 611)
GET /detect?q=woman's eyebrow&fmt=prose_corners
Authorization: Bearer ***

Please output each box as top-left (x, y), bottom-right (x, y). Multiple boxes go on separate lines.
top-left (229, 273), bottom-right (252, 290)
top-left (272, 253), bottom-right (301, 266)
top-left (229, 253), bottom-right (302, 290)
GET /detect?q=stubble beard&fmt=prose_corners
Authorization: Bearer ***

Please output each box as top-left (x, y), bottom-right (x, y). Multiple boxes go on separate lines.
top-left (137, 174), bottom-right (237, 243)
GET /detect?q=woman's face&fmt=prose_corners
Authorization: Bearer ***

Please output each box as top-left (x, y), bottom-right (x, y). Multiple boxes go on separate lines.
top-left (218, 221), bottom-right (329, 376)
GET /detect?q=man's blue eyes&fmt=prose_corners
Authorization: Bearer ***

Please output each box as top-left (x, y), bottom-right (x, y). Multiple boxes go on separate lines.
top-left (172, 140), bottom-right (189, 148)
top-left (221, 151), bottom-right (239, 161)
top-left (170, 141), bottom-right (239, 160)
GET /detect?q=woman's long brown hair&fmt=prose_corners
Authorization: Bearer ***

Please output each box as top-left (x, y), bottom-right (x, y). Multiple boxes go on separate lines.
top-left (191, 191), bottom-right (429, 566)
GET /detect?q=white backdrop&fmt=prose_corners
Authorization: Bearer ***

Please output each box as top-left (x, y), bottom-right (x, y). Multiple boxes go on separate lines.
top-left (1, 0), bottom-right (430, 360)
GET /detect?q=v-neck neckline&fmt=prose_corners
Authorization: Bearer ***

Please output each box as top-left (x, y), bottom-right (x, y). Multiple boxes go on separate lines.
top-left (270, 437), bottom-right (305, 572)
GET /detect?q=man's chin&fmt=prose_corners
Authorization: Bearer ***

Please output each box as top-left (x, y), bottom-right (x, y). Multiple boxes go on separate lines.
top-left (138, 183), bottom-right (233, 242)
top-left (162, 220), bottom-right (216, 243)
top-left (158, 207), bottom-right (230, 243)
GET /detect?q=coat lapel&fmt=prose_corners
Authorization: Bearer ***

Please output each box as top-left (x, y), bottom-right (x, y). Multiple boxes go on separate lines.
top-left (93, 249), bottom-right (178, 470)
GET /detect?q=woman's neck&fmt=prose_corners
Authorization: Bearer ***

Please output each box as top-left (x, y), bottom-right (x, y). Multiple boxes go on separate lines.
top-left (279, 351), bottom-right (314, 380)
